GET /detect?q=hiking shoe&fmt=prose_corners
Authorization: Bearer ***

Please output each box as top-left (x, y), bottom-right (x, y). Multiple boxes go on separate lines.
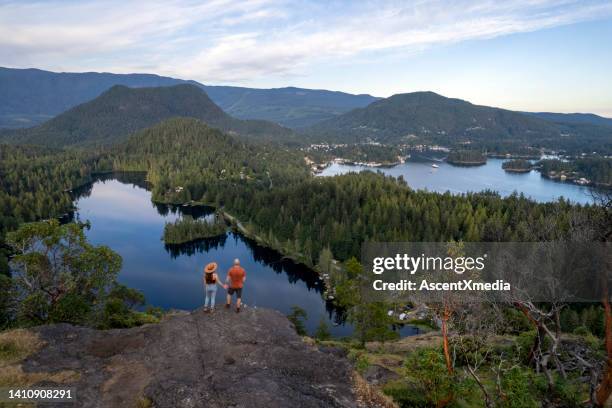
top-left (236, 307), bottom-right (240, 313)
top-left (225, 303), bottom-right (230, 309)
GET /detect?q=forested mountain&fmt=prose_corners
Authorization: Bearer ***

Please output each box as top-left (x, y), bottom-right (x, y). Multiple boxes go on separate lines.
top-left (108, 117), bottom-right (309, 198)
top-left (0, 67), bottom-right (377, 128)
top-left (0, 84), bottom-right (294, 147)
top-left (526, 111), bottom-right (612, 128)
top-left (0, 67), bottom-right (184, 128)
top-left (305, 91), bottom-right (612, 154)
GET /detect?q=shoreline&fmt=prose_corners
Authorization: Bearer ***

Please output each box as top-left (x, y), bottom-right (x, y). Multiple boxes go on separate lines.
top-left (503, 168), bottom-right (532, 173)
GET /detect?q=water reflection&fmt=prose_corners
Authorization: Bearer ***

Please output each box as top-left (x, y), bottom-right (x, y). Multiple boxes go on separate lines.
top-left (71, 174), bottom-right (364, 336)
top-left (154, 202), bottom-right (216, 219)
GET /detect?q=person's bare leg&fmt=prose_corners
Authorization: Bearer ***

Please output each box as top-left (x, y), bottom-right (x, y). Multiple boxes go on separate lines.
top-left (226, 293), bottom-right (231, 308)
top-left (236, 297), bottom-right (241, 312)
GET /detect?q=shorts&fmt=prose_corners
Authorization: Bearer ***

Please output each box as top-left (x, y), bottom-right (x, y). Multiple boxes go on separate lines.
top-left (228, 287), bottom-right (243, 298)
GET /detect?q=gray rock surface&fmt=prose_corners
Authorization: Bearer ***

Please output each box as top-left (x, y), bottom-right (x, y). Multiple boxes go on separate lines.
top-left (362, 365), bottom-right (400, 386)
top-left (23, 308), bottom-right (360, 408)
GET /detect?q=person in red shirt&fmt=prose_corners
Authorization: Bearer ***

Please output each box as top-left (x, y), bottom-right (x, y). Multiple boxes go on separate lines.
top-left (225, 258), bottom-right (246, 313)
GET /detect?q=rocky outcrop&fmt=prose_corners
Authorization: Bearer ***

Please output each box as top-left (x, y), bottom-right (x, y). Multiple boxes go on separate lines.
top-left (23, 308), bottom-right (361, 408)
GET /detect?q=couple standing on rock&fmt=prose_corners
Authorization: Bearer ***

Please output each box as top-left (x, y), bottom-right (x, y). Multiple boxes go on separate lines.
top-left (203, 258), bottom-right (246, 313)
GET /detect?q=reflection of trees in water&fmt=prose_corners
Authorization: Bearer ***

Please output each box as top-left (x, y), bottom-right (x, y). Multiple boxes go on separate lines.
top-left (70, 172), bottom-right (149, 202)
top-left (68, 174), bottom-right (349, 326)
top-left (233, 233), bottom-right (347, 325)
top-left (326, 300), bottom-right (348, 326)
top-left (162, 231), bottom-right (347, 325)
top-left (71, 173), bottom-right (215, 221)
top-left (153, 202), bottom-right (215, 219)
top-left (164, 234), bottom-right (228, 258)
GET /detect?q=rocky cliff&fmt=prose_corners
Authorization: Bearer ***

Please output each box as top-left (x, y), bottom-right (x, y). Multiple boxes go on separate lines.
top-left (19, 307), bottom-right (362, 407)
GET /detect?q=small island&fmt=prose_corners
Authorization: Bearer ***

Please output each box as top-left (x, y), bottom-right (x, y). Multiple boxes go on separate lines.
top-left (502, 159), bottom-right (533, 173)
top-left (163, 215), bottom-right (227, 244)
top-left (446, 149), bottom-right (487, 166)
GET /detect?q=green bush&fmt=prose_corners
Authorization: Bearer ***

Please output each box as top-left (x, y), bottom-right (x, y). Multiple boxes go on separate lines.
top-left (502, 307), bottom-right (532, 334)
top-left (287, 306), bottom-right (308, 336)
top-left (573, 326), bottom-right (590, 336)
top-left (400, 348), bottom-right (473, 407)
top-left (550, 377), bottom-right (584, 408)
top-left (49, 292), bottom-right (91, 325)
top-left (497, 367), bottom-right (539, 408)
top-left (382, 381), bottom-right (429, 408)
top-left (514, 330), bottom-right (551, 363)
top-left (354, 354), bottom-right (370, 374)
top-left (145, 306), bottom-right (164, 319)
top-left (17, 293), bottom-right (49, 326)
top-left (314, 318), bottom-right (331, 341)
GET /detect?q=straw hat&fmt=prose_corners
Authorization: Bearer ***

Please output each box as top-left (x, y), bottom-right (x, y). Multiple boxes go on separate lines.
top-left (204, 262), bottom-right (217, 273)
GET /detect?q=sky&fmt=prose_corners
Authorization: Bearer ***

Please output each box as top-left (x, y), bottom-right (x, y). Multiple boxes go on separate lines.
top-left (1, 0), bottom-right (612, 116)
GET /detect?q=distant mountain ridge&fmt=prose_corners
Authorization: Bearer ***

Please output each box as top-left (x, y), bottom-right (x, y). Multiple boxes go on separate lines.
top-left (0, 67), bottom-right (378, 128)
top-left (524, 112), bottom-right (612, 128)
top-left (203, 85), bottom-right (379, 128)
top-left (0, 84), bottom-right (294, 147)
top-left (304, 91), bottom-right (612, 154)
top-left (305, 91), bottom-right (557, 141)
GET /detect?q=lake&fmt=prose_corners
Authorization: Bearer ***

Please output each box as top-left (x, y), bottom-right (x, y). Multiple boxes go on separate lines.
top-left (319, 158), bottom-right (596, 204)
top-left (71, 174), bottom-right (418, 337)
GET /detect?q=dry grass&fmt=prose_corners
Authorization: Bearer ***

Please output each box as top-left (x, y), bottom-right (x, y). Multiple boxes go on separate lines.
top-left (0, 328), bottom-right (79, 388)
top-left (135, 397), bottom-right (153, 408)
top-left (0, 365), bottom-right (80, 387)
top-left (366, 331), bottom-right (442, 355)
top-left (0, 329), bottom-right (44, 366)
top-left (353, 371), bottom-right (398, 408)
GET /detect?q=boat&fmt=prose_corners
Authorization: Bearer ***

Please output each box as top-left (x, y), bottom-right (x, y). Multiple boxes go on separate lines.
top-left (431, 164), bottom-right (439, 168)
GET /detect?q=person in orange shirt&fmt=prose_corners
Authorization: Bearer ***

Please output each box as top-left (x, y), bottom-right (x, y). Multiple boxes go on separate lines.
top-left (225, 258), bottom-right (246, 313)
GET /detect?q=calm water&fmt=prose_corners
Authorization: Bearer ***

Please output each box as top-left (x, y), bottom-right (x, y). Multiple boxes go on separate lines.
top-left (319, 158), bottom-right (595, 204)
top-left (72, 174), bottom-right (418, 337)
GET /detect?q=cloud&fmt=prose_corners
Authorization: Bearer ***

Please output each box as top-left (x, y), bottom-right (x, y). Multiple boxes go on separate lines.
top-left (1, 0), bottom-right (611, 83)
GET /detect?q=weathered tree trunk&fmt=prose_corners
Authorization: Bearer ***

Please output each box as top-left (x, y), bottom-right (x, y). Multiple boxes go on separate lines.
top-left (441, 305), bottom-right (453, 374)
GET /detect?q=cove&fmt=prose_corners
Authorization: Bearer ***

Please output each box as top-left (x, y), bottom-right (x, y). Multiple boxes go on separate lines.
top-left (70, 173), bottom-right (418, 337)
top-left (319, 158), bottom-right (596, 204)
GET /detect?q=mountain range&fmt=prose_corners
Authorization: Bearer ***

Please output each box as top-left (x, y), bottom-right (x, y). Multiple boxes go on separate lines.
top-left (303, 91), bottom-right (612, 153)
top-left (0, 67), bottom-right (378, 129)
top-left (0, 84), bottom-right (294, 147)
top-left (1, 67), bottom-right (610, 154)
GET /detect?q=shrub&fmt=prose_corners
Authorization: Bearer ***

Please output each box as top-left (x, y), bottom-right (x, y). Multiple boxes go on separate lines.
top-left (314, 318), bottom-right (331, 341)
top-left (551, 377), bottom-right (583, 408)
top-left (400, 348), bottom-right (473, 407)
top-left (497, 367), bottom-right (539, 408)
top-left (573, 326), bottom-right (590, 336)
top-left (382, 381), bottom-right (429, 408)
top-left (49, 292), bottom-right (91, 325)
top-left (287, 306), bottom-right (308, 336)
top-left (502, 307), bottom-right (532, 334)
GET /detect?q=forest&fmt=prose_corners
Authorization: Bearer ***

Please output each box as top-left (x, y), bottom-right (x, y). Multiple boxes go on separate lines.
top-left (163, 215), bottom-right (227, 244)
top-left (305, 144), bottom-right (403, 164)
top-left (1, 115), bottom-right (611, 407)
top-left (446, 149), bottom-right (487, 166)
top-left (502, 159), bottom-right (533, 172)
top-left (539, 158), bottom-right (612, 186)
